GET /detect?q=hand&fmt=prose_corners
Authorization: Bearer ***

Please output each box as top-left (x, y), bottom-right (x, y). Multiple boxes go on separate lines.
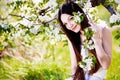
top-left (88, 21), bottom-right (103, 41)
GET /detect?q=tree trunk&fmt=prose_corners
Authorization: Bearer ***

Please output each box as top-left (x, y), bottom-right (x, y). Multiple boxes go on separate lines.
top-left (105, 5), bottom-right (116, 15)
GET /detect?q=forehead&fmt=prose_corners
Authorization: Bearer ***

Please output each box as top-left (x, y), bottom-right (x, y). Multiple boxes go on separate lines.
top-left (61, 14), bottom-right (71, 23)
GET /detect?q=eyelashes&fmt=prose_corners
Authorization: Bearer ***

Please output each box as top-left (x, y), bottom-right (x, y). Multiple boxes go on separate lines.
top-left (63, 16), bottom-right (73, 26)
top-left (69, 16), bottom-right (73, 20)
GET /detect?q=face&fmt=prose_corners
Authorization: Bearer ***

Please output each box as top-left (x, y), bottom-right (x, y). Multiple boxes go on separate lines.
top-left (61, 14), bottom-right (81, 33)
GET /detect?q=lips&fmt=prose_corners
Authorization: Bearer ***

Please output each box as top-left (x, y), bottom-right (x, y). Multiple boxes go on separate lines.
top-left (71, 25), bottom-right (77, 31)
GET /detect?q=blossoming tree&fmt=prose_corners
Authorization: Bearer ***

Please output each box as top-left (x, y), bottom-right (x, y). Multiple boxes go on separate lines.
top-left (0, 0), bottom-right (120, 60)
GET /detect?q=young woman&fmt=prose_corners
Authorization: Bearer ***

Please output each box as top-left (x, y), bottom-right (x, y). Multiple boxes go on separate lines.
top-left (58, 1), bottom-right (112, 80)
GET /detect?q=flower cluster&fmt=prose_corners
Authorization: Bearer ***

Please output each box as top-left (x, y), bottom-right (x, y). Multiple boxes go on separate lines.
top-left (79, 52), bottom-right (96, 71)
top-left (79, 28), bottom-right (96, 71)
top-left (84, 0), bottom-right (92, 9)
top-left (72, 11), bottom-right (95, 49)
top-left (115, 0), bottom-right (120, 4)
top-left (83, 28), bottom-right (95, 49)
top-left (72, 11), bottom-right (96, 71)
top-left (72, 12), bottom-right (84, 25)
top-left (110, 13), bottom-right (120, 26)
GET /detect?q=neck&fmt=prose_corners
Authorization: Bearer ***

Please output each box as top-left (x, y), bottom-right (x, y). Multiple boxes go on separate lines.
top-left (80, 30), bottom-right (84, 35)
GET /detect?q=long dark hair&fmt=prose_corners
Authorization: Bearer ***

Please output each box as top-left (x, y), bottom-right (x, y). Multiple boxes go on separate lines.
top-left (58, 1), bottom-right (100, 80)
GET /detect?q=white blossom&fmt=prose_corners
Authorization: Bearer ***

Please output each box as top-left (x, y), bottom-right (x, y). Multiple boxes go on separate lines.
top-left (88, 40), bottom-right (93, 45)
top-left (73, 12), bottom-right (83, 24)
top-left (79, 62), bottom-right (85, 69)
top-left (6, 0), bottom-right (13, 3)
top-left (117, 4), bottom-right (120, 10)
top-left (15, 29), bottom-right (25, 37)
top-left (115, 0), bottom-right (120, 4)
top-left (32, 0), bottom-right (43, 5)
top-left (81, 45), bottom-right (88, 58)
top-left (84, 0), bottom-right (92, 9)
top-left (97, 19), bottom-right (107, 26)
top-left (49, 39), bottom-right (55, 45)
top-left (75, 1), bottom-right (80, 4)
top-left (53, 26), bottom-right (60, 34)
top-left (2, 42), bottom-right (8, 46)
top-left (2, 24), bottom-right (9, 29)
top-left (79, 46), bottom-right (96, 71)
top-left (110, 13), bottom-right (120, 23)
top-left (45, 0), bottom-right (57, 8)
top-left (74, 15), bottom-right (80, 23)
top-left (30, 26), bottom-right (40, 35)
top-left (79, 57), bottom-right (94, 71)
top-left (89, 44), bottom-right (95, 49)
top-left (39, 15), bottom-right (49, 22)
top-left (87, 40), bottom-right (95, 49)
top-left (11, 19), bottom-right (31, 27)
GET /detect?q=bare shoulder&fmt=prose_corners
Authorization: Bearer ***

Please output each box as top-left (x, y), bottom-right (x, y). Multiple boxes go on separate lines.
top-left (102, 26), bottom-right (112, 56)
top-left (102, 26), bottom-right (112, 39)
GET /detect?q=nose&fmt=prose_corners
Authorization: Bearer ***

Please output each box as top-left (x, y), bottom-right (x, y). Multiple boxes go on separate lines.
top-left (68, 22), bottom-right (73, 28)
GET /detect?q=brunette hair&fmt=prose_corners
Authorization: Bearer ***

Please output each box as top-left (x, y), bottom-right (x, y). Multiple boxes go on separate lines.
top-left (90, 0), bottom-right (105, 7)
top-left (58, 1), bottom-right (100, 80)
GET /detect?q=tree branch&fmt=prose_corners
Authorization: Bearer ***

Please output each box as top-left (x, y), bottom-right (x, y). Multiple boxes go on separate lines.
top-left (42, 17), bottom-right (57, 24)
top-left (9, 14), bottom-right (31, 21)
top-left (39, 6), bottom-right (50, 16)
top-left (9, 12), bottom-right (57, 27)
top-left (32, 17), bottom-right (56, 26)
top-left (105, 5), bottom-right (116, 15)
top-left (0, 16), bottom-right (7, 20)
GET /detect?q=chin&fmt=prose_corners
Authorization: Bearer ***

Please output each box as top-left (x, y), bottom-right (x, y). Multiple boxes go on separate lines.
top-left (74, 30), bottom-right (80, 33)
top-left (74, 28), bottom-right (80, 33)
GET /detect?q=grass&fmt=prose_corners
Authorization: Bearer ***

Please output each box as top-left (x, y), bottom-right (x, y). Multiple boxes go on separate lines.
top-left (0, 57), bottom-right (68, 80)
top-left (106, 49), bottom-right (120, 80)
top-left (106, 31), bottom-right (120, 80)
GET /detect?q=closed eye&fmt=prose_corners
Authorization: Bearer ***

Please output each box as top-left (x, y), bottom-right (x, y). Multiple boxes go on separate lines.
top-left (69, 16), bottom-right (73, 20)
top-left (63, 16), bottom-right (73, 26)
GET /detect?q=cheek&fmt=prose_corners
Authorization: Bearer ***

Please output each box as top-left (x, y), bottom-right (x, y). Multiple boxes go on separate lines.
top-left (66, 25), bottom-right (71, 30)
top-left (77, 25), bottom-right (81, 31)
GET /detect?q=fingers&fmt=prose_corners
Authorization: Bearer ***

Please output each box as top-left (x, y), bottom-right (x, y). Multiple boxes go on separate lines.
top-left (88, 21), bottom-right (97, 27)
top-left (88, 21), bottom-right (98, 32)
top-left (88, 20), bottom-right (95, 26)
top-left (88, 21), bottom-right (103, 40)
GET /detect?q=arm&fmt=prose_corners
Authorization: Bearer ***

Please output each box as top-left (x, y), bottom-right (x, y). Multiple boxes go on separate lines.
top-left (93, 27), bottom-right (112, 69)
top-left (68, 39), bottom-right (77, 75)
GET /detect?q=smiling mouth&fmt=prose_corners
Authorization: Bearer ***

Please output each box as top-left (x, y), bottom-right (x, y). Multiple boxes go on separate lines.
top-left (71, 25), bottom-right (77, 31)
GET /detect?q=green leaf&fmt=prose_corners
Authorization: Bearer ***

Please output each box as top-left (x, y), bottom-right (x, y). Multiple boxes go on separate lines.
top-left (0, 44), bottom-right (5, 50)
top-left (80, 61), bottom-right (86, 66)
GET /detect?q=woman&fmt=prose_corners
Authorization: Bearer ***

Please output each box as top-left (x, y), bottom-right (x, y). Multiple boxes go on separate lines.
top-left (58, 1), bottom-right (112, 80)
